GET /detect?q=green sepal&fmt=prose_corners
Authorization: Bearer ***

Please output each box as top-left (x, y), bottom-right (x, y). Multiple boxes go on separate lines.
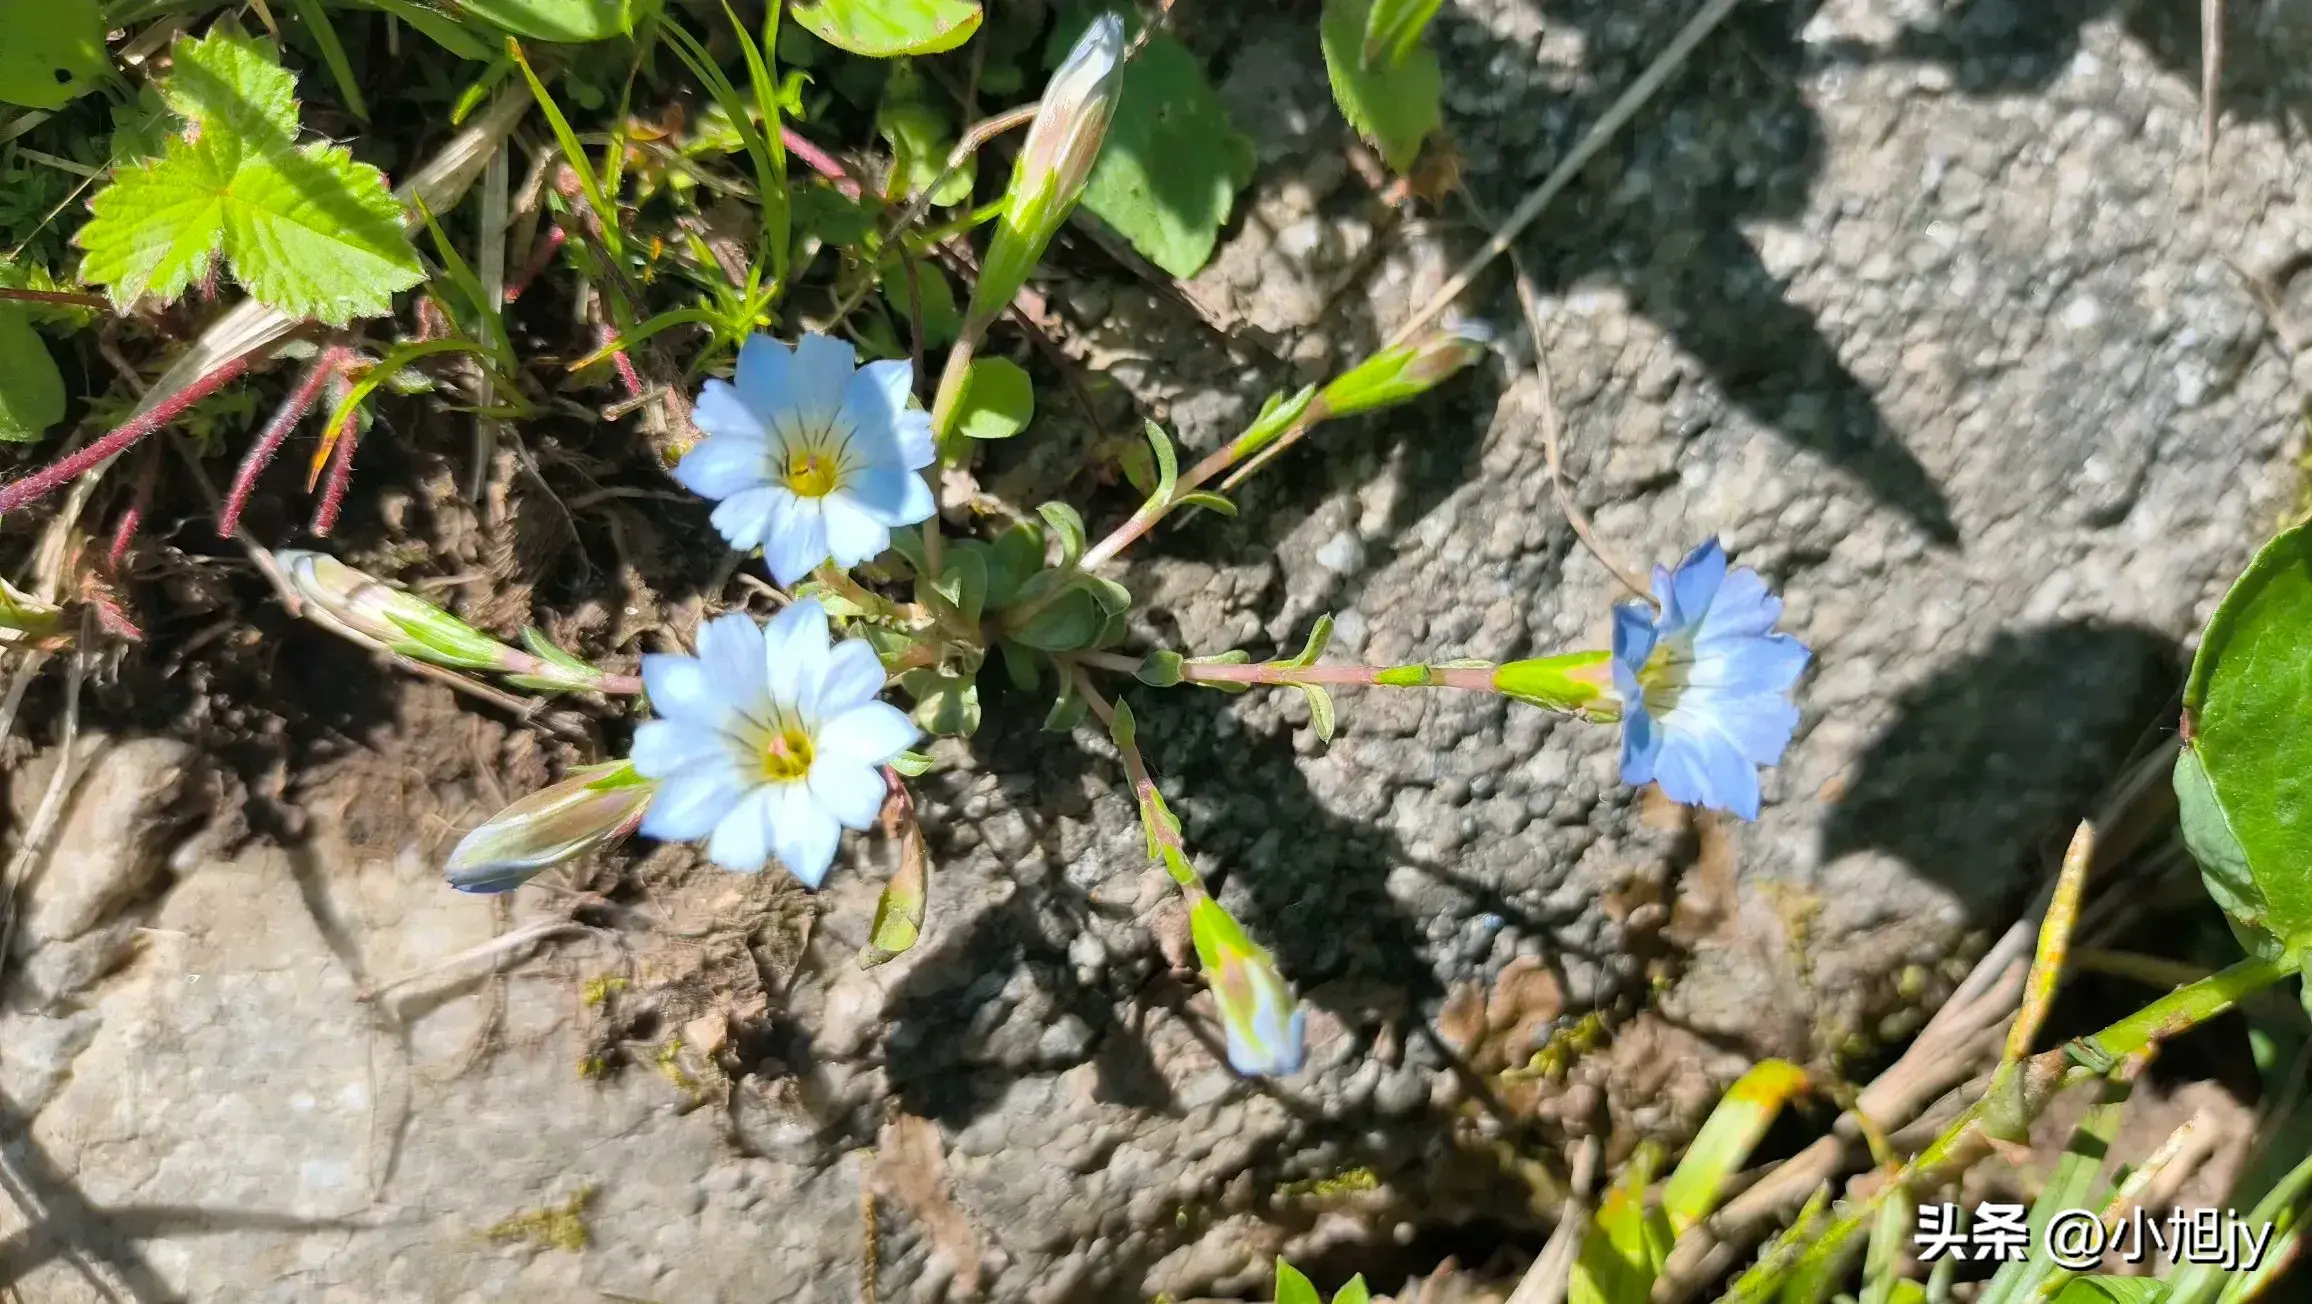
top-left (1137, 650), bottom-right (1185, 688)
top-left (888, 750), bottom-right (935, 777)
top-left (1493, 650), bottom-right (1615, 717)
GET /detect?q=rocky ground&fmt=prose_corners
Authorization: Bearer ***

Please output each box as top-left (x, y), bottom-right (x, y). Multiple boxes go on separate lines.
top-left (4, 0), bottom-right (2310, 1300)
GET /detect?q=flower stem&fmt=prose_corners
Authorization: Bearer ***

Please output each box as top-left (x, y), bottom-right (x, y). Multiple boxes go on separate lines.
top-left (220, 344), bottom-right (352, 537)
top-left (1078, 649), bottom-right (1498, 692)
top-left (1078, 406), bottom-right (1324, 571)
top-left (1070, 667), bottom-right (1202, 894)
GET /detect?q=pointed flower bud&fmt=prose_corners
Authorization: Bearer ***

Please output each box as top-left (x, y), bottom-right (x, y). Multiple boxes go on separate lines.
top-left (1189, 895), bottom-right (1307, 1077)
top-left (1493, 650), bottom-right (1617, 719)
top-left (278, 549), bottom-right (519, 672)
top-left (1314, 319), bottom-right (1495, 420)
top-left (967, 14), bottom-right (1125, 326)
top-left (444, 761), bottom-right (655, 893)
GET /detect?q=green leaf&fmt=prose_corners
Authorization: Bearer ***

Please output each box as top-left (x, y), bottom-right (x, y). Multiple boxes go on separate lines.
top-left (1009, 587), bottom-right (1102, 651)
top-left (1283, 614), bottom-right (1334, 670)
top-left (1038, 501), bottom-right (1086, 565)
top-left (878, 88), bottom-right (974, 206)
top-left (1331, 1278), bottom-right (1372, 1304)
top-left (927, 544), bottom-right (987, 629)
top-left (75, 32), bottom-right (423, 323)
top-left (1136, 650), bottom-right (1184, 688)
top-left (792, 0), bottom-right (981, 56)
top-left (2048, 1280), bottom-right (2165, 1304)
top-left (1979, 1074), bottom-right (2131, 1304)
top-left (1043, 675), bottom-right (1088, 731)
top-left (1299, 684), bottom-right (1336, 743)
top-left (889, 750), bottom-right (934, 777)
top-left (1275, 1259), bottom-right (1323, 1304)
top-left (1321, 0), bottom-right (1442, 172)
top-left (0, 307), bottom-right (66, 444)
top-left (1140, 419), bottom-right (1178, 503)
top-left (880, 257), bottom-right (961, 347)
top-left (1659, 1060), bottom-right (1808, 1235)
top-left (0, 0), bottom-right (109, 109)
top-left (983, 519), bottom-right (1046, 609)
top-left (288, 0), bottom-right (367, 121)
top-left (898, 668), bottom-right (981, 736)
top-left (462, 0), bottom-right (633, 42)
top-left (2179, 522), bottom-right (2312, 957)
top-left (1053, 8), bottom-right (1253, 277)
top-left (1174, 490), bottom-right (1235, 515)
top-left (1360, 0), bottom-right (1442, 70)
top-left (955, 356), bottom-right (1035, 440)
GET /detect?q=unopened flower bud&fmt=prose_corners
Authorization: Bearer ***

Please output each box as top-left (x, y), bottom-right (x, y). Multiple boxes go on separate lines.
top-left (1189, 895), bottom-right (1306, 1077)
top-left (444, 761), bottom-right (655, 893)
top-left (1314, 319), bottom-right (1495, 420)
top-left (278, 548), bottom-right (517, 671)
top-left (1493, 650), bottom-right (1617, 719)
top-left (967, 14), bottom-right (1125, 326)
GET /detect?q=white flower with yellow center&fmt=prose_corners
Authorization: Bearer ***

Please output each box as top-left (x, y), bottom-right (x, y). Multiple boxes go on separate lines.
top-left (677, 332), bottom-right (937, 584)
top-left (630, 599), bottom-right (918, 887)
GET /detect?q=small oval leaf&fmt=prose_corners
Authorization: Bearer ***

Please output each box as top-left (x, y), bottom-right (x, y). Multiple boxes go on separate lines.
top-left (956, 355), bottom-right (1035, 440)
top-left (792, 0), bottom-right (981, 57)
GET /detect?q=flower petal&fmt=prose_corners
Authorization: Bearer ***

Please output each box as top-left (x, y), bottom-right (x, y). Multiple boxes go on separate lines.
top-left (844, 465), bottom-right (936, 527)
top-left (812, 637), bottom-right (887, 719)
top-left (642, 653), bottom-right (726, 726)
top-left (692, 377), bottom-right (767, 442)
top-left (763, 597), bottom-right (831, 710)
top-left (1691, 565), bottom-right (1775, 638)
top-left (808, 759), bottom-right (886, 830)
top-left (821, 494), bottom-right (892, 570)
top-left (1610, 601), bottom-right (1659, 678)
top-left (1660, 538), bottom-right (1728, 634)
top-left (1659, 721), bottom-right (1763, 819)
top-left (787, 332), bottom-right (857, 431)
top-left (630, 719), bottom-right (730, 778)
top-left (761, 495), bottom-right (830, 585)
top-left (766, 781), bottom-right (843, 888)
top-left (673, 434), bottom-right (769, 502)
top-left (818, 700), bottom-right (918, 768)
top-left (695, 611), bottom-right (769, 701)
top-left (1619, 701), bottom-right (1661, 787)
top-left (642, 764), bottom-right (748, 841)
top-left (1686, 631), bottom-right (1809, 697)
top-left (733, 334), bottom-right (796, 414)
top-left (1681, 688), bottom-right (1802, 769)
top-left (710, 485), bottom-right (784, 551)
top-left (839, 359), bottom-right (916, 443)
top-left (705, 787), bottom-right (778, 871)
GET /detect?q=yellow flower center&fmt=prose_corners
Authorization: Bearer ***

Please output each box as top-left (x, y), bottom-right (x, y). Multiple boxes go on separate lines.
top-left (1637, 645), bottom-right (1692, 716)
top-left (759, 725), bottom-right (815, 782)
top-left (784, 448), bottom-right (840, 498)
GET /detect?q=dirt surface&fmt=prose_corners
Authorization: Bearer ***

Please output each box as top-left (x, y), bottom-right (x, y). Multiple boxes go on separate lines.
top-left (5, 0), bottom-right (2311, 1301)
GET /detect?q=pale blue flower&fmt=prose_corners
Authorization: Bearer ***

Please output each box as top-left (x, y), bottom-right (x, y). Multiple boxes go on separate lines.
top-left (629, 599), bottom-right (918, 887)
top-left (679, 332), bottom-right (936, 585)
top-left (1611, 538), bottom-right (1809, 820)
top-left (1189, 897), bottom-right (1307, 1077)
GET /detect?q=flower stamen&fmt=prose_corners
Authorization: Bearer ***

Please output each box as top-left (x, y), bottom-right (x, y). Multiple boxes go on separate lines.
top-left (760, 725), bottom-right (815, 782)
top-left (784, 447), bottom-right (840, 498)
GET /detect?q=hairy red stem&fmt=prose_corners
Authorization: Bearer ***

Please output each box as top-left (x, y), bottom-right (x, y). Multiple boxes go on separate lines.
top-left (219, 345), bottom-right (350, 537)
top-left (0, 288), bottom-right (111, 310)
top-left (504, 224), bottom-right (567, 305)
top-left (310, 406), bottom-right (362, 536)
top-left (0, 353), bottom-right (257, 516)
top-left (106, 442), bottom-right (162, 571)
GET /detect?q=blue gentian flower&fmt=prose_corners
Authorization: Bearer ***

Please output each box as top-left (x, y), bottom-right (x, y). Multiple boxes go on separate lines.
top-left (678, 332), bottom-right (937, 585)
top-left (1610, 538), bottom-right (1809, 820)
top-left (629, 599), bottom-right (919, 887)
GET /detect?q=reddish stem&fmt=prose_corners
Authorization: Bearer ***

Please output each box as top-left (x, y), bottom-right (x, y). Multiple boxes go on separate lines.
top-left (310, 404), bottom-right (362, 536)
top-left (0, 353), bottom-right (257, 516)
top-left (504, 224), bottom-right (567, 305)
top-left (106, 442), bottom-right (162, 571)
top-left (781, 126), bottom-right (862, 201)
top-left (0, 287), bottom-right (111, 311)
top-left (219, 345), bottom-right (350, 537)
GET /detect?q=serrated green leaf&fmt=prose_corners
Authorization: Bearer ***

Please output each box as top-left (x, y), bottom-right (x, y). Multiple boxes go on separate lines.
top-left (1321, 0), bottom-right (1441, 172)
top-left (1050, 7), bottom-right (1251, 276)
top-left (0, 307), bottom-right (66, 444)
top-left (0, 0), bottom-right (108, 109)
top-left (1299, 683), bottom-right (1336, 743)
top-left (162, 29), bottom-right (298, 141)
top-left (1038, 501), bottom-right (1086, 565)
top-left (956, 356), bottom-right (1035, 440)
top-left (76, 32), bottom-right (423, 323)
top-left (2180, 522), bottom-right (2312, 957)
top-left (792, 0), bottom-right (980, 56)
top-left (463, 0), bottom-right (633, 43)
